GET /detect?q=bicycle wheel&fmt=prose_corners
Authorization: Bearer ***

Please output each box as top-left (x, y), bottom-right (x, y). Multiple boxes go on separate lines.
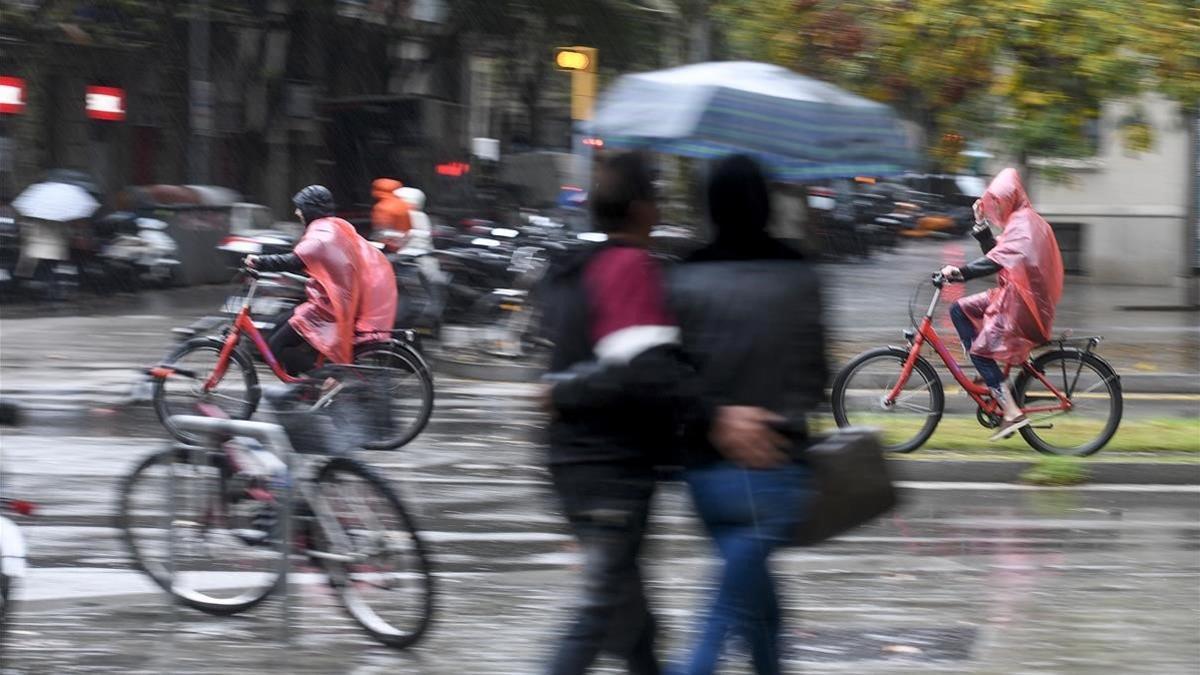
top-left (152, 337), bottom-right (260, 444)
top-left (116, 446), bottom-right (285, 615)
top-left (313, 457), bottom-right (433, 649)
top-left (353, 342), bottom-right (434, 450)
top-left (831, 347), bottom-right (944, 453)
top-left (1014, 350), bottom-right (1123, 456)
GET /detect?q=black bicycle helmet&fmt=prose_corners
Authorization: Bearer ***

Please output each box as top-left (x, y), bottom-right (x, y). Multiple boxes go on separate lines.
top-left (292, 184), bottom-right (336, 222)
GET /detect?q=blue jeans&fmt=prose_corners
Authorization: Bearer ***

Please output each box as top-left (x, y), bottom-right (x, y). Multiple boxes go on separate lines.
top-left (948, 301), bottom-right (1004, 389)
top-left (678, 462), bottom-right (810, 675)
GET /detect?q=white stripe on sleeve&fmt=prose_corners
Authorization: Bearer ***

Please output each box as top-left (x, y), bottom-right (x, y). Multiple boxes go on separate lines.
top-left (593, 325), bottom-right (680, 364)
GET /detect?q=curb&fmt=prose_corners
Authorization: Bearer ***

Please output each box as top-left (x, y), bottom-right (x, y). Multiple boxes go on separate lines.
top-left (888, 459), bottom-right (1200, 485)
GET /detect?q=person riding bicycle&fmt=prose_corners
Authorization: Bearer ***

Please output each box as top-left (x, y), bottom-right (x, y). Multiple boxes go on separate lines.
top-left (939, 168), bottom-right (1064, 440)
top-left (246, 185), bottom-right (397, 375)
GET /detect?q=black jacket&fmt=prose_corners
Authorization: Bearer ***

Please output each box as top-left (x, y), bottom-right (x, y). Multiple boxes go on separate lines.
top-left (670, 238), bottom-right (828, 466)
top-left (961, 225), bottom-right (1000, 281)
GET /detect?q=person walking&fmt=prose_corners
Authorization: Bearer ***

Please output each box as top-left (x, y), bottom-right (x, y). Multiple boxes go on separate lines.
top-left (541, 152), bottom-right (785, 675)
top-left (667, 154), bottom-right (827, 675)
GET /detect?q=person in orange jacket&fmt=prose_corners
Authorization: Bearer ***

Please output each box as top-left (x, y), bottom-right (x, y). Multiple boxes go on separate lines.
top-left (371, 178), bottom-right (412, 240)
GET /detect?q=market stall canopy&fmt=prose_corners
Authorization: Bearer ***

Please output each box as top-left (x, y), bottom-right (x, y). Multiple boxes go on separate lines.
top-left (592, 61), bottom-right (913, 181)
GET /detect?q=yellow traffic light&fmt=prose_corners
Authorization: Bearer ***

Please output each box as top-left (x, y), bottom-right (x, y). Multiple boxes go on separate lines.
top-left (554, 47), bottom-right (597, 121)
top-left (555, 49), bottom-right (591, 71)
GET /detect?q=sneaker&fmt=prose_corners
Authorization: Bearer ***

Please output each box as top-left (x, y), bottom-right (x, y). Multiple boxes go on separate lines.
top-left (989, 415), bottom-right (1031, 441)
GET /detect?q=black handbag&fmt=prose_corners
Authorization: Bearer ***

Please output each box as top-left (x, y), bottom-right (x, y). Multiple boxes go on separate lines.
top-left (791, 427), bottom-right (899, 546)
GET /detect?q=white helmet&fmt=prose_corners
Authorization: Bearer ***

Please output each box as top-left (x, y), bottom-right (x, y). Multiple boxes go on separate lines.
top-left (395, 186), bottom-right (425, 211)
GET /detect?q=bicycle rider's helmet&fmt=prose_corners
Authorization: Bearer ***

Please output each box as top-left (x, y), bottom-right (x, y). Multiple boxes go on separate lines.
top-left (292, 184), bottom-right (336, 223)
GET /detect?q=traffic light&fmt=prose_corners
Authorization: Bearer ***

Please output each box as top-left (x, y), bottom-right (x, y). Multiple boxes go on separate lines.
top-left (554, 46), bottom-right (597, 121)
top-left (554, 48), bottom-right (592, 72)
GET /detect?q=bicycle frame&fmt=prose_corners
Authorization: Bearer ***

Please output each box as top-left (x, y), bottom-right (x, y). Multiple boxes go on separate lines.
top-left (206, 278), bottom-right (304, 388)
top-left (886, 281), bottom-right (1074, 417)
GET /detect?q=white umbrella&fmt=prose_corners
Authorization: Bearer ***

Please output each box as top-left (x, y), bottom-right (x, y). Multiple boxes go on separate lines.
top-left (12, 181), bottom-right (101, 222)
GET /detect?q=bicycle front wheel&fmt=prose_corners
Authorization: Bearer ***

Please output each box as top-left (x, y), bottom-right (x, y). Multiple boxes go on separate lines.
top-left (152, 337), bottom-right (260, 444)
top-left (1015, 350), bottom-right (1123, 456)
top-left (831, 347), bottom-right (944, 453)
top-left (116, 447), bottom-right (284, 615)
top-left (353, 342), bottom-right (434, 450)
top-left (313, 457), bottom-right (433, 649)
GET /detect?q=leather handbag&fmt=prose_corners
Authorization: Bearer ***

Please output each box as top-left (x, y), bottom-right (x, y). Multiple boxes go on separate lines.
top-left (791, 427), bottom-right (899, 546)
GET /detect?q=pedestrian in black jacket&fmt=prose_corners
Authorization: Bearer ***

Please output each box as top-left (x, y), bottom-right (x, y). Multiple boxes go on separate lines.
top-left (540, 152), bottom-right (786, 675)
top-left (669, 154), bottom-right (828, 675)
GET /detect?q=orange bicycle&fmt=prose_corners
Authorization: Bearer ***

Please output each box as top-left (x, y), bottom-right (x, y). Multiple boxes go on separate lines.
top-left (831, 273), bottom-right (1122, 456)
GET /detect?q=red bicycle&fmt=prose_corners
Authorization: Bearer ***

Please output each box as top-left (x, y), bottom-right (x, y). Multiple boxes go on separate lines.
top-left (831, 273), bottom-right (1122, 456)
top-left (149, 269), bottom-right (434, 450)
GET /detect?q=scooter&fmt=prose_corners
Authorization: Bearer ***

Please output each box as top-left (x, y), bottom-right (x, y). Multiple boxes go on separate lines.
top-left (96, 214), bottom-right (181, 288)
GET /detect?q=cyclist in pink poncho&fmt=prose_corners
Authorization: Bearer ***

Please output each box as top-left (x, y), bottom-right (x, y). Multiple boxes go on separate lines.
top-left (940, 168), bottom-right (1064, 440)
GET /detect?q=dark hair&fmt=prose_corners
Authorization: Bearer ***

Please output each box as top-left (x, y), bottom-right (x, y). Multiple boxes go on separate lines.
top-left (292, 184), bottom-right (336, 222)
top-left (708, 154), bottom-right (771, 235)
top-left (590, 152), bottom-right (656, 233)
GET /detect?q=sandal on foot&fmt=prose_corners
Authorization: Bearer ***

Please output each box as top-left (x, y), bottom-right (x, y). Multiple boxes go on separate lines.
top-left (989, 415), bottom-right (1031, 441)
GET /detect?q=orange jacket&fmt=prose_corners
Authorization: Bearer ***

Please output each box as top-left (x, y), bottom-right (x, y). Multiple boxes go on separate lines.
top-left (371, 178), bottom-right (412, 234)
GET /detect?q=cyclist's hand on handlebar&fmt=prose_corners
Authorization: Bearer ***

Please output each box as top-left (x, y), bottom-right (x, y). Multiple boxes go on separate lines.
top-left (940, 265), bottom-right (964, 282)
top-left (243, 254), bottom-right (260, 270)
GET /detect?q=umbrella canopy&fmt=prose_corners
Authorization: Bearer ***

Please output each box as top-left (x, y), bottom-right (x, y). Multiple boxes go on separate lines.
top-left (593, 61), bottom-right (913, 181)
top-left (12, 181), bottom-right (101, 222)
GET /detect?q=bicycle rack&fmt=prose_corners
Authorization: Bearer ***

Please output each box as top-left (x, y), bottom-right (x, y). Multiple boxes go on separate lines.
top-left (165, 417), bottom-right (297, 646)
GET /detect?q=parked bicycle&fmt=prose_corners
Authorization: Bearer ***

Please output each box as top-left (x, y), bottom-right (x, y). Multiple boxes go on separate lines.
top-left (149, 268), bottom-right (434, 450)
top-left (831, 273), bottom-right (1123, 456)
top-left (117, 382), bottom-right (434, 649)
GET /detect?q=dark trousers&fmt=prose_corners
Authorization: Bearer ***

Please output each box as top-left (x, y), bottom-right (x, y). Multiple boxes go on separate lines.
top-left (268, 309), bottom-right (318, 376)
top-left (547, 462), bottom-right (661, 675)
top-left (948, 301), bottom-right (1004, 389)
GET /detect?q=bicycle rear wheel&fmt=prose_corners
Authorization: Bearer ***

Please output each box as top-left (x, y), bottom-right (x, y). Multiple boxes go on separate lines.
top-left (313, 457), bottom-right (433, 649)
top-left (831, 347), bottom-right (944, 453)
top-left (152, 337), bottom-right (260, 445)
top-left (352, 342), bottom-right (434, 450)
top-left (116, 446), bottom-right (284, 614)
top-left (1014, 350), bottom-right (1123, 456)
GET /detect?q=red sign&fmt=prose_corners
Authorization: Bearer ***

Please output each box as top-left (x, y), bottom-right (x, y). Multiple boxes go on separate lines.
top-left (0, 76), bottom-right (25, 115)
top-left (436, 161), bottom-right (470, 177)
top-left (85, 85), bottom-right (125, 121)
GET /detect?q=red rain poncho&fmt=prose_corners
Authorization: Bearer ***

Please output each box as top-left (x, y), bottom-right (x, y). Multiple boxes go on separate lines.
top-left (290, 217), bottom-right (396, 364)
top-left (957, 168), bottom-right (1064, 365)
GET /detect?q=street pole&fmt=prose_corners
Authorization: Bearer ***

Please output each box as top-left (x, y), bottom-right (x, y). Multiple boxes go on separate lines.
top-left (188, 0), bottom-right (212, 184)
top-left (554, 47), bottom-right (597, 191)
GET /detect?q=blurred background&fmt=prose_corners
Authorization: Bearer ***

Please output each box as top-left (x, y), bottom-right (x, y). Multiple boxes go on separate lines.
top-left (0, 2), bottom-right (1198, 673)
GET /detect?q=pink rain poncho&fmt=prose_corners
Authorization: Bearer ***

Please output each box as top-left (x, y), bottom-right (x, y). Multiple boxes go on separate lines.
top-left (956, 168), bottom-right (1064, 365)
top-left (290, 217), bottom-right (396, 364)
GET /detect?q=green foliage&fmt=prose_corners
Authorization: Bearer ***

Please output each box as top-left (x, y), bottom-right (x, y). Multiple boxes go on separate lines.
top-left (713, 0), bottom-right (1200, 171)
top-left (1020, 455), bottom-right (1091, 486)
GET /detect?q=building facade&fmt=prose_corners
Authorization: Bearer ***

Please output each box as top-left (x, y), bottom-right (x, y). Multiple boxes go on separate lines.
top-left (1023, 94), bottom-right (1197, 297)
